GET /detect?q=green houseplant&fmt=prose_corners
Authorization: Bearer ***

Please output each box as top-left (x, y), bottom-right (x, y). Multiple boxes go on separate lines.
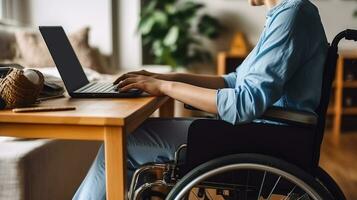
top-left (139, 0), bottom-right (223, 70)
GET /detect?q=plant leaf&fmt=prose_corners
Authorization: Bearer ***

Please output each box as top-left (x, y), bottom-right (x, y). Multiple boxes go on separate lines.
top-left (152, 11), bottom-right (168, 25)
top-left (198, 15), bottom-right (222, 39)
top-left (152, 40), bottom-right (164, 57)
top-left (165, 4), bottom-right (176, 14)
top-left (139, 17), bottom-right (155, 35)
top-left (139, 0), bottom-right (222, 68)
top-left (164, 26), bottom-right (179, 46)
top-left (176, 1), bottom-right (204, 21)
top-left (179, 1), bottom-right (204, 13)
top-left (142, 0), bottom-right (158, 16)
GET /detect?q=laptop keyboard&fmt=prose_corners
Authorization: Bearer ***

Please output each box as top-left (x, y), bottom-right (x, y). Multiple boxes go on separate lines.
top-left (77, 82), bottom-right (117, 93)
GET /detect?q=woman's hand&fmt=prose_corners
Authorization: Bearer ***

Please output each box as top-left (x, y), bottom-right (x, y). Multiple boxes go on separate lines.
top-left (115, 74), bottom-right (168, 96)
top-left (114, 70), bottom-right (161, 85)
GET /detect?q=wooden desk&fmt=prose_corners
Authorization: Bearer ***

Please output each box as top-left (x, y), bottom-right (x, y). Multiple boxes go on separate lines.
top-left (0, 96), bottom-right (174, 200)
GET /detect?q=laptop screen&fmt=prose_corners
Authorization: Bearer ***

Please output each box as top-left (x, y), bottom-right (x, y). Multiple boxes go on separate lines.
top-left (39, 26), bottom-right (89, 92)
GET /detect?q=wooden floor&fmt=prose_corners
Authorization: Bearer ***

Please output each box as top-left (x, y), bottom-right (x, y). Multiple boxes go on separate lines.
top-left (320, 132), bottom-right (357, 200)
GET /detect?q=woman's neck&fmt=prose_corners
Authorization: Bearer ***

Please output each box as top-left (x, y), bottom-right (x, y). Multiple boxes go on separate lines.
top-left (265, 0), bottom-right (281, 10)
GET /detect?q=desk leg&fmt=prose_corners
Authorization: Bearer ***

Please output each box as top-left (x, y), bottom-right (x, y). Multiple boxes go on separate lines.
top-left (159, 97), bottom-right (174, 117)
top-left (104, 126), bottom-right (126, 200)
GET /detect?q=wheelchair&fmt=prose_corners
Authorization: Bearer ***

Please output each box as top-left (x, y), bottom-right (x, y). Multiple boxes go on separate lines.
top-left (127, 30), bottom-right (356, 200)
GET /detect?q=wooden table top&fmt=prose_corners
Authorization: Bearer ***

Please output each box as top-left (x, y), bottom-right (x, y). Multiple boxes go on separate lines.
top-left (0, 95), bottom-right (169, 126)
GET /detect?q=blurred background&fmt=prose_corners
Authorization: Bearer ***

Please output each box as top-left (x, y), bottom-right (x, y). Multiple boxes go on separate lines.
top-left (0, 0), bottom-right (356, 199)
top-left (1, 0), bottom-right (356, 70)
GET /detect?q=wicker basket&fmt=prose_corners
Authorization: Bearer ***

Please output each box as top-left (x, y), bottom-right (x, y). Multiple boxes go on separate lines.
top-left (0, 68), bottom-right (44, 109)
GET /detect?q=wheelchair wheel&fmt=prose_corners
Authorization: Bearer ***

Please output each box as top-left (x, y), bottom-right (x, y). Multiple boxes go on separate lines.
top-left (166, 154), bottom-right (333, 200)
top-left (315, 167), bottom-right (346, 200)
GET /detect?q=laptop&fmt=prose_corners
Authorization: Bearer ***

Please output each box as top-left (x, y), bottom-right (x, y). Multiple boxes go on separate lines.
top-left (39, 26), bottom-right (141, 98)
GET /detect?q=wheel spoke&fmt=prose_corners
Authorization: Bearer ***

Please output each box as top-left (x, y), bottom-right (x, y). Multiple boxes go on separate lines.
top-left (257, 171), bottom-right (267, 200)
top-left (267, 176), bottom-right (281, 200)
top-left (206, 189), bottom-right (213, 200)
top-left (245, 170), bottom-right (250, 200)
top-left (296, 193), bottom-right (309, 200)
top-left (282, 185), bottom-right (297, 200)
top-left (191, 188), bottom-right (200, 200)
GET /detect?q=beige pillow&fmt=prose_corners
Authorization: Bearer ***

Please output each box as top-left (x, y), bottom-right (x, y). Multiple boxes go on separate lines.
top-left (15, 27), bottom-right (106, 73)
top-left (0, 29), bottom-right (17, 60)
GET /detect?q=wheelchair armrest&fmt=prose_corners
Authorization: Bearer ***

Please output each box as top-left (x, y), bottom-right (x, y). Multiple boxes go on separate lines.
top-left (185, 104), bottom-right (318, 126)
top-left (260, 106), bottom-right (318, 126)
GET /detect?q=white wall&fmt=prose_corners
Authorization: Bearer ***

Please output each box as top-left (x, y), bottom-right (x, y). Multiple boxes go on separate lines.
top-left (13, 0), bottom-right (112, 55)
top-left (198, 0), bottom-right (357, 51)
top-left (117, 0), bottom-right (142, 69)
top-left (13, 0), bottom-right (142, 70)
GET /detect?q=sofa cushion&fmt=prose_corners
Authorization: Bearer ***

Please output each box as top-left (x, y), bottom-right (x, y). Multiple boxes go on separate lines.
top-left (0, 28), bottom-right (17, 60)
top-left (0, 139), bottom-right (47, 199)
top-left (0, 138), bottom-right (100, 200)
top-left (15, 27), bottom-right (106, 73)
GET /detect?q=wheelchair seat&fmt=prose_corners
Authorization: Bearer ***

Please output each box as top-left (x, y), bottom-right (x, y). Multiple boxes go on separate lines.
top-left (128, 29), bottom-right (357, 200)
top-left (184, 118), bottom-right (316, 175)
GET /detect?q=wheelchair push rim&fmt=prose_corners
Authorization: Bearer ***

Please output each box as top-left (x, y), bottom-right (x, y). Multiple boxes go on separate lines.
top-left (166, 154), bottom-right (333, 200)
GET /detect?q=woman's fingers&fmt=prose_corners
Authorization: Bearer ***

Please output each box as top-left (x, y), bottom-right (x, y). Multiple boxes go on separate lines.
top-left (113, 73), bottom-right (137, 85)
top-left (113, 74), bottom-right (127, 85)
top-left (113, 70), bottom-right (153, 85)
top-left (117, 77), bottom-right (138, 89)
top-left (123, 70), bottom-right (150, 79)
top-left (119, 83), bottom-right (140, 92)
top-left (128, 70), bottom-right (151, 76)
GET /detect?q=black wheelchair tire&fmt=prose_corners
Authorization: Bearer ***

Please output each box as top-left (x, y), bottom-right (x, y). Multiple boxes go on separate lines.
top-left (166, 153), bottom-right (333, 200)
top-left (316, 167), bottom-right (346, 200)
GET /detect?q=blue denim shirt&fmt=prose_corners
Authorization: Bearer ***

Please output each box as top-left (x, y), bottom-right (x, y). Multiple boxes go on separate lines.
top-left (216, 0), bottom-right (328, 124)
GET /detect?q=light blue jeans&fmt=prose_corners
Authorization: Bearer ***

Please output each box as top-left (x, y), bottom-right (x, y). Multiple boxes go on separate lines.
top-left (73, 118), bottom-right (193, 200)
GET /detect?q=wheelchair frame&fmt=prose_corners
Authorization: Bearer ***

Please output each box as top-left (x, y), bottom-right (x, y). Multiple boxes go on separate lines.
top-left (128, 30), bottom-right (357, 200)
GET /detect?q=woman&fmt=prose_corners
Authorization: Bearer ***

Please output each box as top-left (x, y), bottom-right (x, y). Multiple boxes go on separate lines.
top-left (73, 0), bottom-right (328, 199)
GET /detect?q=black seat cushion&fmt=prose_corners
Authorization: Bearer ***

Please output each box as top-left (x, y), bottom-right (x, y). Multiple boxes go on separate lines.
top-left (183, 119), bottom-right (317, 174)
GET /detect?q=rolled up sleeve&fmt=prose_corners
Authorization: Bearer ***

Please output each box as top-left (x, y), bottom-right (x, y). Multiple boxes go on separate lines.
top-left (217, 88), bottom-right (237, 123)
top-left (216, 6), bottom-right (306, 124)
top-left (222, 72), bottom-right (237, 88)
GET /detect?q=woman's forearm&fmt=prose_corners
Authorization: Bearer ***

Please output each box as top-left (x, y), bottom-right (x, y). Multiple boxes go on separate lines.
top-left (160, 81), bottom-right (218, 114)
top-left (157, 73), bottom-right (226, 89)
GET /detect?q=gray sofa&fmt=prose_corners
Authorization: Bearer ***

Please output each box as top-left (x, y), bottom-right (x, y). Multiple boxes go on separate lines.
top-left (0, 138), bottom-right (100, 200)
